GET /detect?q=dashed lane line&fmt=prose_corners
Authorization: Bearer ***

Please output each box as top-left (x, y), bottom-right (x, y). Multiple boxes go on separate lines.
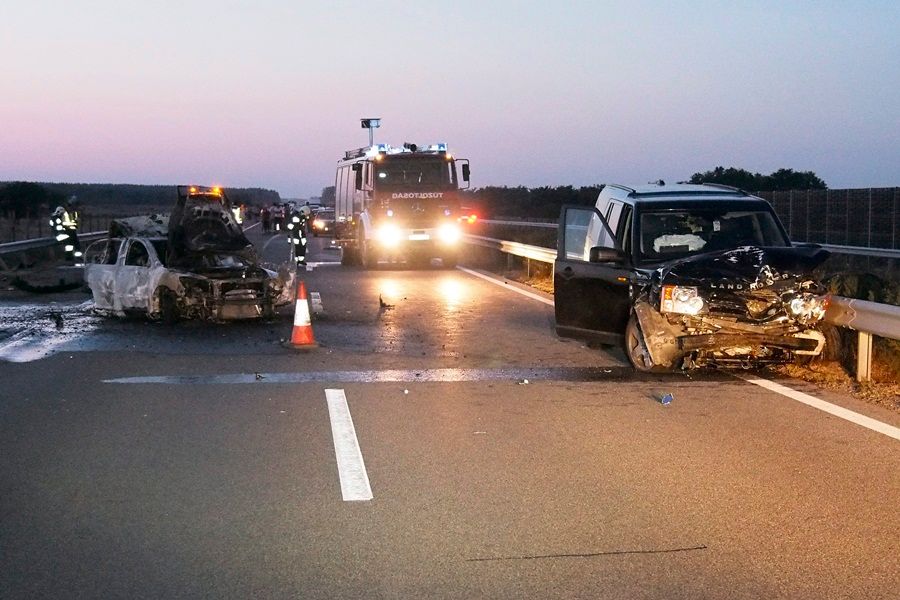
top-left (102, 366), bottom-right (640, 384)
top-left (325, 389), bottom-right (373, 502)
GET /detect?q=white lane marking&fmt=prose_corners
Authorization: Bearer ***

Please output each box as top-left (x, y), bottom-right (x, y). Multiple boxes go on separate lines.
top-left (325, 389), bottom-right (373, 501)
top-left (261, 234), bottom-right (286, 254)
top-left (305, 261), bottom-right (342, 267)
top-left (456, 266), bottom-right (554, 307)
top-left (242, 222), bottom-right (261, 231)
top-left (309, 291), bottom-right (324, 315)
top-left (736, 374), bottom-right (900, 442)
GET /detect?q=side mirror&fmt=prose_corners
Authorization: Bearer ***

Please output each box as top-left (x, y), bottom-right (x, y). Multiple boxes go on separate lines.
top-left (589, 246), bottom-right (626, 264)
top-left (462, 163), bottom-right (470, 182)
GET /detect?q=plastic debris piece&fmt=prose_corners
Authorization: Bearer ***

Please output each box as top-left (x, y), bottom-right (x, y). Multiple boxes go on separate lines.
top-left (658, 393), bottom-right (674, 406)
top-left (519, 378), bottom-right (529, 385)
top-left (403, 389), bottom-right (409, 395)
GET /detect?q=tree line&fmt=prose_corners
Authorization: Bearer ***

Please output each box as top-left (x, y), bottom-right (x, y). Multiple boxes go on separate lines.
top-left (462, 166), bottom-right (828, 219)
top-left (0, 181), bottom-right (283, 219)
top-left (2, 166), bottom-right (828, 222)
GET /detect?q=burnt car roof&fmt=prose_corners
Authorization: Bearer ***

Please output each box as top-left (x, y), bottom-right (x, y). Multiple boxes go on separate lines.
top-left (108, 214), bottom-right (169, 238)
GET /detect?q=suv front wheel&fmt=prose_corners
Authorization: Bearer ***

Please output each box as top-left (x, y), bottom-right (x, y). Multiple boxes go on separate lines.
top-left (625, 314), bottom-right (669, 373)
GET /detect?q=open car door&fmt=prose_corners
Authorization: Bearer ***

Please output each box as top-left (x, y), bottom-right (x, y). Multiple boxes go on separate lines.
top-left (554, 205), bottom-right (633, 346)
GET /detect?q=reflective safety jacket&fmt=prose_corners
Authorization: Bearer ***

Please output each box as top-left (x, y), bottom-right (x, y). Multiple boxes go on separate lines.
top-left (52, 206), bottom-right (78, 229)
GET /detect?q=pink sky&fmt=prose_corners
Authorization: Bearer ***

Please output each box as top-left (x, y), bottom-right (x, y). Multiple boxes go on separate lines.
top-left (2, 1), bottom-right (898, 197)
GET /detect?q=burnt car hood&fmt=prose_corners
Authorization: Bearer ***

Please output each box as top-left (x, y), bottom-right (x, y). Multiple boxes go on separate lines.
top-left (169, 200), bottom-right (250, 254)
top-left (655, 245), bottom-right (830, 291)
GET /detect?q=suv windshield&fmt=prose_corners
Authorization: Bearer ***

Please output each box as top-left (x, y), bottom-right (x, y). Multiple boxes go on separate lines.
top-left (638, 208), bottom-right (789, 263)
top-left (375, 158), bottom-right (455, 188)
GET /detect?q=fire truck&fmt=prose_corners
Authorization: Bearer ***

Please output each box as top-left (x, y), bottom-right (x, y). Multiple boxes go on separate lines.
top-left (334, 142), bottom-right (470, 268)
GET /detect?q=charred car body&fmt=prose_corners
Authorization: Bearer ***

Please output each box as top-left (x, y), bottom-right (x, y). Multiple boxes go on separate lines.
top-left (84, 186), bottom-right (293, 321)
top-left (554, 183), bottom-right (830, 371)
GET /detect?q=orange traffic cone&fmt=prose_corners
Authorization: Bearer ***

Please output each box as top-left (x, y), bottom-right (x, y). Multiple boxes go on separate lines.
top-left (287, 280), bottom-right (317, 349)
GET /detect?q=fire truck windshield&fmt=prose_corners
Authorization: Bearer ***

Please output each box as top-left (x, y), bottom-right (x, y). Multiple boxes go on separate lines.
top-left (375, 158), bottom-right (455, 188)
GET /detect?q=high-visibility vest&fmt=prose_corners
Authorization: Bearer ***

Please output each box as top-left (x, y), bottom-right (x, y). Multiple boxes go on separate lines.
top-left (62, 210), bottom-right (78, 229)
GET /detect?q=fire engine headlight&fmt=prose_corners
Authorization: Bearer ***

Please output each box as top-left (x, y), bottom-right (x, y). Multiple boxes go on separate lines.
top-left (660, 285), bottom-right (706, 315)
top-left (377, 224), bottom-right (402, 246)
top-left (313, 219), bottom-right (324, 229)
top-left (787, 293), bottom-right (828, 324)
top-left (438, 223), bottom-right (461, 244)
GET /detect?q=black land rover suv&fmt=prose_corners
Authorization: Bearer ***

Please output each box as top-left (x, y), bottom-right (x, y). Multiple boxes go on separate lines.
top-left (554, 182), bottom-right (830, 371)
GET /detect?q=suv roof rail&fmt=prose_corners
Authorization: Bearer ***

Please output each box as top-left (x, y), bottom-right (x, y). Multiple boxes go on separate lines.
top-left (697, 182), bottom-right (751, 195)
top-left (606, 183), bottom-right (636, 195)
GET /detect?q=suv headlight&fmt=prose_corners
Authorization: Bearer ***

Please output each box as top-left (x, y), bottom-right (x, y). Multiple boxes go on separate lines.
top-left (787, 293), bottom-right (828, 324)
top-left (661, 285), bottom-right (706, 315)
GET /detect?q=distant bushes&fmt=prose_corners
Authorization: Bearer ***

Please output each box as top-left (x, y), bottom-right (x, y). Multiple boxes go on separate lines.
top-left (0, 181), bottom-right (282, 212)
top-left (461, 185), bottom-right (601, 220)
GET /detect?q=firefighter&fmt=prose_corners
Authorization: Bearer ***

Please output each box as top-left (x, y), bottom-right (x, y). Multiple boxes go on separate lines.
top-left (286, 204), bottom-right (309, 266)
top-left (50, 196), bottom-right (83, 263)
top-left (260, 205), bottom-right (271, 233)
top-left (273, 203), bottom-right (284, 232)
top-left (301, 201), bottom-right (312, 234)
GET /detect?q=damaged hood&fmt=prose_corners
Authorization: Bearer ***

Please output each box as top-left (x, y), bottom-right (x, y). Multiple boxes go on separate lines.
top-left (656, 245), bottom-right (830, 291)
top-left (169, 198), bottom-right (250, 255)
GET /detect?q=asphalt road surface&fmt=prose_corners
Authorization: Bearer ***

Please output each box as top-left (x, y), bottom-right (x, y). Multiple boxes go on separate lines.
top-left (2, 225), bottom-right (899, 599)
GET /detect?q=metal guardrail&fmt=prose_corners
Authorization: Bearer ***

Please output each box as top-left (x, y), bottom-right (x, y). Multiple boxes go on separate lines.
top-left (464, 234), bottom-right (557, 263)
top-left (464, 229), bottom-right (900, 382)
top-left (825, 297), bottom-right (900, 381)
top-left (0, 231), bottom-right (106, 270)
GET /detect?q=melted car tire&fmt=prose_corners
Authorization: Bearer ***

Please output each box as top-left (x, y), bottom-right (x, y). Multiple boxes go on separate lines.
top-left (625, 314), bottom-right (669, 373)
top-left (158, 289), bottom-right (180, 325)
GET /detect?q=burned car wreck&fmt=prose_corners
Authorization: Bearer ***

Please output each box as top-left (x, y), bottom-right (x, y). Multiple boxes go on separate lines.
top-left (84, 186), bottom-right (294, 322)
top-left (554, 183), bottom-right (831, 371)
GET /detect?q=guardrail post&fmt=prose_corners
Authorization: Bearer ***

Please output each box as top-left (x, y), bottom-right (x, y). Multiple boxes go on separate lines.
top-left (857, 331), bottom-right (873, 383)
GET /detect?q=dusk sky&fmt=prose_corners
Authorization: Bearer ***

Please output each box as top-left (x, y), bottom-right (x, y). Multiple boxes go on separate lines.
top-left (2, 1), bottom-right (898, 198)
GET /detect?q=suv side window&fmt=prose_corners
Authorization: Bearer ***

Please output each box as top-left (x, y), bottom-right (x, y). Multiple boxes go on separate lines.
top-left (586, 200), bottom-right (622, 250)
top-left (563, 206), bottom-right (619, 261)
top-left (617, 206), bottom-right (633, 255)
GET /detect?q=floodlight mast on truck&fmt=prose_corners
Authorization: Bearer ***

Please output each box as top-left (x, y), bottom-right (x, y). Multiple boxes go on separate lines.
top-left (334, 123), bottom-right (471, 269)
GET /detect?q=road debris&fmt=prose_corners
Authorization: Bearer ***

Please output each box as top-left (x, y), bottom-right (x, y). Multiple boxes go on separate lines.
top-left (655, 392), bottom-right (674, 406)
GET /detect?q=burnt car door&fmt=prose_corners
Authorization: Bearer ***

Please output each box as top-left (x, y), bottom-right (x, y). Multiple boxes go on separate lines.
top-left (84, 238), bottom-right (123, 311)
top-left (115, 239), bottom-right (155, 312)
top-left (554, 205), bottom-right (633, 345)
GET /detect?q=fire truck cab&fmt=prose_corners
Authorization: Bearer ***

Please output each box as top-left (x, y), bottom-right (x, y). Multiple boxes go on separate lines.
top-left (334, 142), bottom-right (470, 268)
